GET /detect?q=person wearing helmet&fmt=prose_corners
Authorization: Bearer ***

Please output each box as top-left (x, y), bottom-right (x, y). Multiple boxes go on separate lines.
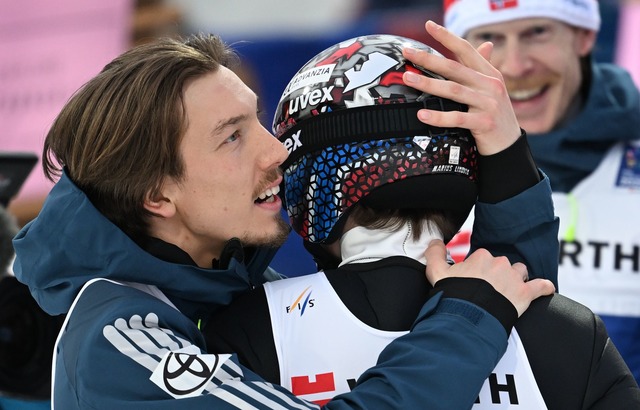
top-left (443, 0), bottom-right (640, 385)
top-left (12, 28), bottom-right (554, 409)
top-left (205, 25), bottom-right (638, 408)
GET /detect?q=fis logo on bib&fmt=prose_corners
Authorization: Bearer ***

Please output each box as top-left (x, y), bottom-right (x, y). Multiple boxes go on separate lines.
top-left (286, 285), bottom-right (315, 316)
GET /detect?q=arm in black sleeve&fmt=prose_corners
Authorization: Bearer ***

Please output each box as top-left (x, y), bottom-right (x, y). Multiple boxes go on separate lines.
top-left (515, 294), bottom-right (640, 409)
top-left (203, 286), bottom-right (281, 384)
top-left (478, 130), bottom-right (540, 204)
top-left (584, 316), bottom-right (640, 409)
top-left (429, 277), bottom-right (517, 335)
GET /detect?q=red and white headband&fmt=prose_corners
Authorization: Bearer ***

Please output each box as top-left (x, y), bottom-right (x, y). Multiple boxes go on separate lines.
top-left (443, 0), bottom-right (601, 37)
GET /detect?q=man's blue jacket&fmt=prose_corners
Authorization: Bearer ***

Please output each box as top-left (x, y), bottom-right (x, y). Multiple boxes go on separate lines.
top-left (13, 167), bottom-right (557, 409)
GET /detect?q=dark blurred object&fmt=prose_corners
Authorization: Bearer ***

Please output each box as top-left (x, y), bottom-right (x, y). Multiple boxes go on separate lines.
top-left (0, 153), bottom-right (38, 209)
top-left (132, 0), bottom-right (183, 45)
top-left (361, 2), bottom-right (450, 58)
top-left (0, 276), bottom-right (65, 400)
top-left (0, 201), bottom-right (18, 277)
top-left (366, 0), bottom-right (441, 11)
top-left (1, 153), bottom-right (65, 401)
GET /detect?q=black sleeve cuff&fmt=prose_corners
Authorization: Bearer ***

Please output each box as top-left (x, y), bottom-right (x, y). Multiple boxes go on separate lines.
top-left (478, 129), bottom-right (540, 204)
top-left (429, 277), bottom-right (517, 334)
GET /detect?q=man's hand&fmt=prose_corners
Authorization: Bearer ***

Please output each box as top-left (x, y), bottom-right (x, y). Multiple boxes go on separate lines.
top-left (402, 20), bottom-right (521, 156)
top-left (425, 240), bottom-right (555, 317)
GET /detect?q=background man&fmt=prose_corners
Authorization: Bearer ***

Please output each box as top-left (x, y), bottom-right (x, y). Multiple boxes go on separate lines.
top-left (444, 0), bottom-right (640, 384)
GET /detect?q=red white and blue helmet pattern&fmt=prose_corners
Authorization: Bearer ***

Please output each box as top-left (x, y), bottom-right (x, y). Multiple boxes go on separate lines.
top-left (273, 34), bottom-right (478, 244)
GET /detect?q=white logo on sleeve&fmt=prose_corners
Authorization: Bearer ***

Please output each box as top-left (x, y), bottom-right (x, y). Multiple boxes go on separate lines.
top-left (150, 347), bottom-right (231, 399)
top-left (103, 312), bottom-right (232, 399)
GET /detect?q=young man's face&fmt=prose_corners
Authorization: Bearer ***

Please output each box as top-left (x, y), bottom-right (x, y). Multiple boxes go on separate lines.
top-left (466, 18), bottom-right (596, 134)
top-left (149, 67), bottom-right (290, 267)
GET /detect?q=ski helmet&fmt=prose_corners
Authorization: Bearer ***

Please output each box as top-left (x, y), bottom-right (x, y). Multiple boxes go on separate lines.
top-left (273, 34), bottom-right (478, 245)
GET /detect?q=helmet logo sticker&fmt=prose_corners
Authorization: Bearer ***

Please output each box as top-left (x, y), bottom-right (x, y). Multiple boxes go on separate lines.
top-left (283, 130), bottom-right (303, 154)
top-left (413, 136), bottom-right (432, 151)
top-left (344, 52), bottom-right (398, 93)
top-left (282, 64), bottom-right (336, 98)
top-left (288, 85), bottom-right (334, 116)
top-left (449, 146), bottom-right (461, 165)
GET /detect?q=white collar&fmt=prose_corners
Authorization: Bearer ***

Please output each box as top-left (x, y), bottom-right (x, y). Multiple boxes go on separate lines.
top-left (339, 222), bottom-right (443, 267)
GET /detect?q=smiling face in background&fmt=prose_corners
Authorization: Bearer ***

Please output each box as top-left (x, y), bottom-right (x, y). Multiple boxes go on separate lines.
top-left (466, 18), bottom-right (596, 134)
top-left (147, 67), bottom-right (290, 267)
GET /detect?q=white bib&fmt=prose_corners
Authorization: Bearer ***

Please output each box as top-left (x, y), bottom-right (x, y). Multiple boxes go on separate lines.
top-left (265, 272), bottom-right (546, 408)
top-left (265, 272), bottom-right (404, 405)
top-left (449, 141), bottom-right (640, 317)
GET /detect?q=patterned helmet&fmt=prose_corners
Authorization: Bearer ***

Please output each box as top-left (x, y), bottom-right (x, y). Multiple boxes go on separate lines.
top-left (273, 34), bottom-right (478, 245)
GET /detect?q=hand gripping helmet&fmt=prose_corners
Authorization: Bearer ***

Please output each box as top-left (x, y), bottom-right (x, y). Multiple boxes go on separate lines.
top-left (273, 34), bottom-right (478, 248)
